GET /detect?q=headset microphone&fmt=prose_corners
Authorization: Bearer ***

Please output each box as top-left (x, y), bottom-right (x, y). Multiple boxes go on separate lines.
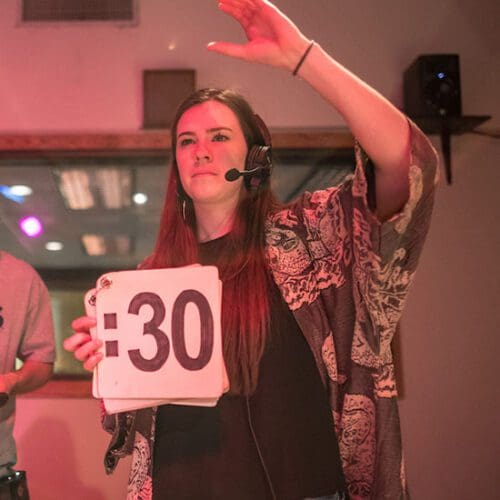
top-left (224, 115), bottom-right (273, 190)
top-left (225, 166), bottom-right (265, 182)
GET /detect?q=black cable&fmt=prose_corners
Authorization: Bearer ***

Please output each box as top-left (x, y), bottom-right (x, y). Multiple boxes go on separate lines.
top-left (245, 396), bottom-right (277, 500)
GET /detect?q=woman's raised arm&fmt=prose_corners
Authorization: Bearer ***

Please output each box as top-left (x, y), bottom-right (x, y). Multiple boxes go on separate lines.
top-left (208, 0), bottom-right (412, 221)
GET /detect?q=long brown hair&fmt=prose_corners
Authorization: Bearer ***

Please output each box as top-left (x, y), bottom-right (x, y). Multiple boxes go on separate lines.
top-left (147, 88), bottom-right (281, 394)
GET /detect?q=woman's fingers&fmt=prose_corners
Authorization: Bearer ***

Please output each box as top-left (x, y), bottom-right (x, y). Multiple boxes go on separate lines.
top-left (211, 0), bottom-right (307, 70)
top-left (63, 332), bottom-right (91, 352)
top-left (83, 351), bottom-right (104, 372)
top-left (73, 338), bottom-right (102, 362)
top-left (71, 315), bottom-right (96, 333)
top-left (218, 0), bottom-right (247, 22)
top-left (64, 317), bottom-right (103, 372)
top-left (218, 0), bottom-right (272, 40)
top-left (207, 41), bottom-right (249, 60)
top-left (64, 334), bottom-right (103, 372)
top-left (63, 331), bottom-right (100, 352)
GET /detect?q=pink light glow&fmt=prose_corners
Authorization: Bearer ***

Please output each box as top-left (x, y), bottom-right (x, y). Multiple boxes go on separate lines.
top-left (19, 216), bottom-right (43, 237)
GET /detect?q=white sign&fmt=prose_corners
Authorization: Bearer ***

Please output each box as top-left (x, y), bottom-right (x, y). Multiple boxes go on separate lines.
top-left (85, 266), bottom-right (228, 413)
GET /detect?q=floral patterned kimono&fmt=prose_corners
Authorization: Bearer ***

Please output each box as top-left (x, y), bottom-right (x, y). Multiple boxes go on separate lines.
top-left (101, 119), bottom-right (438, 500)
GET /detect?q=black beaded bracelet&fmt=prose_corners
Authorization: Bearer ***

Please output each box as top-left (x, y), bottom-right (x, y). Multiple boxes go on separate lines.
top-left (292, 40), bottom-right (315, 76)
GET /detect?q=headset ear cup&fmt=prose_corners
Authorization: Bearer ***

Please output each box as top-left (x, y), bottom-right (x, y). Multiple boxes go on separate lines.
top-left (244, 145), bottom-right (273, 190)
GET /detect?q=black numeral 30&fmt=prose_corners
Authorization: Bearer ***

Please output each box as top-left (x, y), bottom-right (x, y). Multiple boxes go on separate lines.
top-left (126, 290), bottom-right (214, 372)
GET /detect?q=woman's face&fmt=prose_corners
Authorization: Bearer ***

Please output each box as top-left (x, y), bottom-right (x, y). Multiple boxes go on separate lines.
top-left (175, 100), bottom-right (248, 208)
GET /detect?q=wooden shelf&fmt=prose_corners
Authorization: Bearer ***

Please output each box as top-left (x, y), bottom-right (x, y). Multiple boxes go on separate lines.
top-left (0, 128), bottom-right (355, 156)
top-left (410, 115), bottom-right (491, 135)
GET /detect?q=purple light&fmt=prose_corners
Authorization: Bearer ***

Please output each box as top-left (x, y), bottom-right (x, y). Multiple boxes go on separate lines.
top-left (19, 216), bottom-right (43, 237)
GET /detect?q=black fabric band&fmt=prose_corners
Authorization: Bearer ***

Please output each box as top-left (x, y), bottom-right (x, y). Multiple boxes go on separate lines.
top-left (292, 40), bottom-right (315, 76)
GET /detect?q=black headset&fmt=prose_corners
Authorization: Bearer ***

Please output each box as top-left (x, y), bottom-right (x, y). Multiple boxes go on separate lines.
top-left (242, 114), bottom-right (273, 191)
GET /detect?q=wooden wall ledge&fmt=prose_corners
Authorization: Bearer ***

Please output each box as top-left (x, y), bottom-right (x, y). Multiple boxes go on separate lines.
top-left (0, 128), bottom-right (354, 154)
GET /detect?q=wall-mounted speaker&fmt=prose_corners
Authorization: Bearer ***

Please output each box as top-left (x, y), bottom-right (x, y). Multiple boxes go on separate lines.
top-left (403, 54), bottom-right (461, 117)
top-left (143, 69), bottom-right (196, 129)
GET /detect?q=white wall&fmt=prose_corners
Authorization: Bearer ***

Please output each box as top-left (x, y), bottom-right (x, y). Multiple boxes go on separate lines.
top-left (6, 0), bottom-right (500, 498)
top-left (399, 133), bottom-right (500, 499)
top-left (2, 0), bottom-right (497, 131)
top-left (14, 400), bottom-right (131, 499)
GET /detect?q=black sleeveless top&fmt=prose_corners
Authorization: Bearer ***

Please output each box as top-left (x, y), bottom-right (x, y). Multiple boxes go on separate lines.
top-left (153, 236), bottom-right (346, 499)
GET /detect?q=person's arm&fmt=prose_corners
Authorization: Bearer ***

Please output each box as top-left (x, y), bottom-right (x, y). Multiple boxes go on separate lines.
top-left (207, 0), bottom-right (411, 221)
top-left (0, 360), bottom-right (53, 396)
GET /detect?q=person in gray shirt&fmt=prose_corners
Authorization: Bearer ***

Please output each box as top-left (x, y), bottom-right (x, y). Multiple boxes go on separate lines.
top-left (0, 251), bottom-right (55, 498)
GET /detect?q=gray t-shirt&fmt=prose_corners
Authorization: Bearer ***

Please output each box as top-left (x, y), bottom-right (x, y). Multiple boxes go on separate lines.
top-left (0, 251), bottom-right (55, 474)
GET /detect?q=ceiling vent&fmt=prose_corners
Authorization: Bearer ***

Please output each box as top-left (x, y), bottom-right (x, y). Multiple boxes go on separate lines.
top-left (21, 0), bottom-right (136, 23)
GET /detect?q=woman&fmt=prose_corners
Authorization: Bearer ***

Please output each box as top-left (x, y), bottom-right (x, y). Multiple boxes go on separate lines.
top-left (64, 1), bottom-right (438, 499)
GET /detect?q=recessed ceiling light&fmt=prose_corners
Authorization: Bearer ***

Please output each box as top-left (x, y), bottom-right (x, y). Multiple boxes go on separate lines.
top-left (133, 192), bottom-right (148, 205)
top-left (57, 170), bottom-right (95, 210)
top-left (55, 168), bottom-right (132, 210)
top-left (95, 169), bottom-right (132, 209)
top-left (45, 241), bottom-right (64, 251)
top-left (10, 185), bottom-right (33, 196)
top-left (19, 216), bottom-right (43, 237)
top-left (81, 234), bottom-right (131, 256)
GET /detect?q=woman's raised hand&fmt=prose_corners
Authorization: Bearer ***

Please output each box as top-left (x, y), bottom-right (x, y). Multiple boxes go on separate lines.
top-left (207, 0), bottom-right (310, 72)
top-left (63, 316), bottom-right (103, 372)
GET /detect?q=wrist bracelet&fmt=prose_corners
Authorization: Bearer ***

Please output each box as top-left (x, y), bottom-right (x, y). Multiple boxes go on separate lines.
top-left (292, 40), bottom-right (315, 76)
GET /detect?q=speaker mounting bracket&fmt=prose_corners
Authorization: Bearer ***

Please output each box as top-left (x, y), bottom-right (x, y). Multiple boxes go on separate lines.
top-left (409, 115), bottom-right (491, 184)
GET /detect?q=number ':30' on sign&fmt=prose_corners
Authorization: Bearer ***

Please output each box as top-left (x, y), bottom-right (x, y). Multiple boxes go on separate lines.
top-left (126, 290), bottom-right (214, 373)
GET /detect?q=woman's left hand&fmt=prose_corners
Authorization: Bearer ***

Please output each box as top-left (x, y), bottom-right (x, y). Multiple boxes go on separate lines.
top-left (207, 0), bottom-right (310, 72)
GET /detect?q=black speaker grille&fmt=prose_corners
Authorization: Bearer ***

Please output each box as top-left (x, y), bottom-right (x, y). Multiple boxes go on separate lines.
top-left (403, 54), bottom-right (462, 117)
